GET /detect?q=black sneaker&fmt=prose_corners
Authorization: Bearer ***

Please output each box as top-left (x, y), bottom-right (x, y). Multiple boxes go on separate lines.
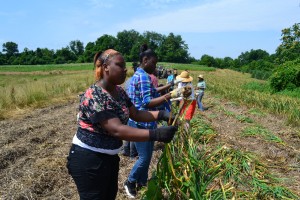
top-left (122, 151), bottom-right (130, 157)
top-left (137, 183), bottom-right (147, 191)
top-left (124, 180), bottom-right (136, 198)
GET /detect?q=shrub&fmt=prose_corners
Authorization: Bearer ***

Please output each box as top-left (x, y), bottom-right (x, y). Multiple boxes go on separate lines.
top-left (269, 61), bottom-right (300, 92)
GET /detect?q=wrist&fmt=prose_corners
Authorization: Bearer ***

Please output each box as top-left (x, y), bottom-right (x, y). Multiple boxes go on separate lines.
top-left (165, 93), bottom-right (171, 100)
top-left (164, 94), bottom-right (171, 101)
top-left (149, 129), bottom-right (156, 141)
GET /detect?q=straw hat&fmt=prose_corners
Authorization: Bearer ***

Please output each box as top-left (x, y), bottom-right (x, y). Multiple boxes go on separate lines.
top-left (176, 71), bottom-right (193, 82)
top-left (198, 74), bottom-right (204, 79)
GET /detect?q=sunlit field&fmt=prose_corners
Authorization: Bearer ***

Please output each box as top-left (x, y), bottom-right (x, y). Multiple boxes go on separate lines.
top-left (0, 63), bottom-right (213, 118)
top-left (1, 63), bottom-right (299, 125)
top-left (0, 63), bottom-right (299, 199)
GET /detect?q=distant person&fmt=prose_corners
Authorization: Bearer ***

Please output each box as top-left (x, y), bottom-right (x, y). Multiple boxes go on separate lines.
top-left (66, 49), bottom-right (178, 200)
top-left (175, 71), bottom-right (196, 132)
top-left (173, 68), bottom-right (178, 77)
top-left (166, 69), bottom-right (175, 91)
top-left (149, 68), bottom-right (159, 88)
top-left (195, 74), bottom-right (206, 111)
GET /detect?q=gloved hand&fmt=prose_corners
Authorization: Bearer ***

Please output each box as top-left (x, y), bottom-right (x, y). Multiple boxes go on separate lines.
top-left (157, 110), bottom-right (175, 123)
top-left (149, 126), bottom-right (178, 143)
top-left (170, 86), bottom-right (193, 99)
top-left (170, 87), bottom-right (183, 98)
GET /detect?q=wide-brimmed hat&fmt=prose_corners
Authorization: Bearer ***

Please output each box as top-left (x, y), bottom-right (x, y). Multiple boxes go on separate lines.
top-left (176, 71), bottom-right (193, 82)
top-left (198, 74), bottom-right (204, 79)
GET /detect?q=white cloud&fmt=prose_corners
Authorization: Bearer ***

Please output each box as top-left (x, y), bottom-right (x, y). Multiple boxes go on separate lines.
top-left (118, 0), bottom-right (300, 33)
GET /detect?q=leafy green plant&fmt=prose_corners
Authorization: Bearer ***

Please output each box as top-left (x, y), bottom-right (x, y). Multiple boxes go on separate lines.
top-left (236, 114), bottom-right (254, 123)
top-left (142, 115), bottom-right (296, 199)
top-left (269, 62), bottom-right (300, 92)
top-left (248, 108), bottom-right (266, 116)
top-left (241, 126), bottom-right (285, 144)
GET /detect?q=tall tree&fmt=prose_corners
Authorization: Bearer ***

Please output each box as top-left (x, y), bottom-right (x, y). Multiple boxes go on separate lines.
top-left (142, 31), bottom-right (165, 51)
top-left (69, 40), bottom-right (84, 57)
top-left (159, 33), bottom-right (189, 63)
top-left (55, 47), bottom-right (76, 64)
top-left (82, 42), bottom-right (96, 63)
top-left (199, 54), bottom-right (216, 67)
top-left (18, 47), bottom-right (35, 64)
top-left (116, 30), bottom-right (142, 60)
top-left (276, 23), bottom-right (300, 63)
top-left (2, 41), bottom-right (19, 57)
top-left (237, 49), bottom-right (269, 66)
top-left (95, 35), bottom-right (117, 52)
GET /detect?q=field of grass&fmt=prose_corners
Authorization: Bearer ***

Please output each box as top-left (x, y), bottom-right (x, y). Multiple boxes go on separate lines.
top-left (0, 63), bottom-right (94, 72)
top-left (0, 70), bottom-right (94, 119)
top-left (199, 69), bottom-right (300, 126)
top-left (1, 63), bottom-right (299, 124)
top-left (0, 63), bottom-right (299, 199)
top-left (157, 62), bottom-right (216, 71)
top-left (0, 62), bottom-right (212, 114)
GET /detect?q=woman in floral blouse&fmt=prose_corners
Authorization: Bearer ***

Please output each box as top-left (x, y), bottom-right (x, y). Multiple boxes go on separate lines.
top-left (66, 49), bottom-right (177, 200)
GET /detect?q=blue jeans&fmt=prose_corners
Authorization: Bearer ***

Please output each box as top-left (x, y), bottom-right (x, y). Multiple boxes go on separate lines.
top-left (197, 92), bottom-right (204, 111)
top-left (127, 121), bottom-right (155, 185)
top-left (123, 140), bottom-right (138, 157)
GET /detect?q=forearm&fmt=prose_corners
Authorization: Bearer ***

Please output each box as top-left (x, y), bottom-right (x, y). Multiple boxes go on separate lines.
top-left (132, 110), bottom-right (159, 122)
top-left (112, 124), bottom-right (151, 141)
top-left (147, 93), bottom-right (171, 108)
top-left (156, 84), bottom-right (171, 93)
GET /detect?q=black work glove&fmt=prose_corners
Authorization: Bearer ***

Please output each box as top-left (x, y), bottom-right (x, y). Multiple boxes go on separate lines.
top-left (157, 110), bottom-right (175, 123)
top-left (149, 126), bottom-right (178, 143)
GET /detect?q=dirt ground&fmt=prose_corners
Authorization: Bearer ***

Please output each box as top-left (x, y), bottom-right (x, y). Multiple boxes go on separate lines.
top-left (0, 92), bottom-right (299, 199)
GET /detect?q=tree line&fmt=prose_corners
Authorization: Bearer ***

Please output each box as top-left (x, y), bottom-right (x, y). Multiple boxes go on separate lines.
top-left (197, 23), bottom-right (300, 92)
top-left (1, 24), bottom-right (299, 92)
top-left (0, 30), bottom-right (191, 65)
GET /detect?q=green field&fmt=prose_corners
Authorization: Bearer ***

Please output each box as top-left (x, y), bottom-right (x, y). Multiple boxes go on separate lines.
top-left (0, 63), bottom-right (299, 199)
top-left (0, 63), bottom-right (299, 125)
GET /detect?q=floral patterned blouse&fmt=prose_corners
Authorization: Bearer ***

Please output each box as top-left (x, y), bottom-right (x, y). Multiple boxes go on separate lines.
top-left (72, 84), bottom-right (133, 155)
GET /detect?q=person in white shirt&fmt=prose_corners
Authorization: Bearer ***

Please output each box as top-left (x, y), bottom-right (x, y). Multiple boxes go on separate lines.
top-left (195, 74), bottom-right (206, 111)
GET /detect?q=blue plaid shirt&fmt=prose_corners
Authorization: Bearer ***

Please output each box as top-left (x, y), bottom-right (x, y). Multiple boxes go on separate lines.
top-left (127, 67), bottom-right (160, 129)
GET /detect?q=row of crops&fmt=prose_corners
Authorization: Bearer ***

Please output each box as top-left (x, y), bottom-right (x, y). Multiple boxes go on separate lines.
top-left (141, 112), bottom-right (299, 199)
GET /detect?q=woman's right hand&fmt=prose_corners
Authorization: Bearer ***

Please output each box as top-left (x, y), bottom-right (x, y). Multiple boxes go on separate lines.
top-left (149, 126), bottom-right (178, 143)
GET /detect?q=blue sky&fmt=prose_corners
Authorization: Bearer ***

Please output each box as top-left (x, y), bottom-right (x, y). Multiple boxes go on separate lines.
top-left (0, 0), bottom-right (299, 59)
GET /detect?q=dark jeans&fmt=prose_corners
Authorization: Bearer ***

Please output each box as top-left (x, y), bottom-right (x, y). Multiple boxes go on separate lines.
top-left (66, 144), bottom-right (120, 200)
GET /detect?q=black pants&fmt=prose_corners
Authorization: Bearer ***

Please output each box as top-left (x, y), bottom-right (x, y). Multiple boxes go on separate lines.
top-left (67, 144), bottom-right (120, 200)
